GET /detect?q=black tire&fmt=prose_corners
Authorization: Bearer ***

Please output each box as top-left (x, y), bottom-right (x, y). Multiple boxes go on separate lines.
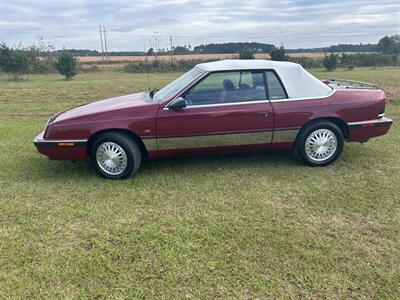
top-left (294, 120), bottom-right (344, 166)
top-left (90, 132), bottom-right (142, 179)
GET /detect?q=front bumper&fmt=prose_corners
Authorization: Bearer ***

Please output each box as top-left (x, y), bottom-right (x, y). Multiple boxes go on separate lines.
top-left (34, 131), bottom-right (88, 160)
top-left (347, 117), bottom-right (393, 141)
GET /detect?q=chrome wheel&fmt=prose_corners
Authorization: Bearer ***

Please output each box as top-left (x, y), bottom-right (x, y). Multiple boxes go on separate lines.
top-left (305, 129), bottom-right (337, 162)
top-left (96, 142), bottom-right (128, 176)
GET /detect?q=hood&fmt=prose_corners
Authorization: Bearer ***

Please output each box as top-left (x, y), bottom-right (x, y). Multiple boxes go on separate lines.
top-left (52, 92), bottom-right (157, 125)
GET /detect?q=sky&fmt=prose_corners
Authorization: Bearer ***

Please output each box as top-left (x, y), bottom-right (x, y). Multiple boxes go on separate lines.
top-left (0, 0), bottom-right (399, 51)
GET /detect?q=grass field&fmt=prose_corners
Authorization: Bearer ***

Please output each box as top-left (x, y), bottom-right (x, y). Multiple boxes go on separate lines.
top-left (0, 67), bottom-right (399, 298)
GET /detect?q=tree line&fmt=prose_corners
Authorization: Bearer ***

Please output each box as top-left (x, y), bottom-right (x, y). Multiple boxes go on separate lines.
top-left (1, 35), bottom-right (399, 78)
top-left (53, 36), bottom-right (400, 56)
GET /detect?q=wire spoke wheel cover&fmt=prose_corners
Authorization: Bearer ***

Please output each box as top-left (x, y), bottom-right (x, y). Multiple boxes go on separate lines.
top-left (96, 142), bottom-right (128, 176)
top-left (305, 128), bottom-right (338, 162)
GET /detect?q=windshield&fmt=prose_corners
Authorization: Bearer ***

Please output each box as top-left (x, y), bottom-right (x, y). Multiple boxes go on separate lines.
top-left (153, 68), bottom-right (203, 102)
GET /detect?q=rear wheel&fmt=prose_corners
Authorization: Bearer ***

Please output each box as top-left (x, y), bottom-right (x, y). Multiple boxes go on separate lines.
top-left (294, 121), bottom-right (344, 166)
top-left (90, 132), bottom-right (142, 179)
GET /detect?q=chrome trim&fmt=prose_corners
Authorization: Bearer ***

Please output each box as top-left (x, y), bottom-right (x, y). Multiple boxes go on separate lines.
top-left (144, 128), bottom-right (301, 151)
top-left (328, 78), bottom-right (379, 89)
top-left (270, 89), bottom-right (336, 103)
top-left (347, 117), bottom-right (393, 126)
top-left (34, 133), bottom-right (88, 147)
top-left (142, 138), bottom-right (158, 152)
top-left (165, 89), bottom-right (336, 109)
top-left (163, 99), bottom-right (270, 110)
top-left (157, 131), bottom-right (273, 150)
top-left (378, 113), bottom-right (385, 118)
top-left (43, 114), bottom-right (55, 136)
top-left (44, 116), bottom-right (52, 129)
top-left (34, 138), bottom-right (88, 144)
top-left (273, 129), bottom-right (299, 143)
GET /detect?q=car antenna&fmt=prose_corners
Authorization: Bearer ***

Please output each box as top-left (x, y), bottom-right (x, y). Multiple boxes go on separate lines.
top-left (143, 38), bottom-right (151, 91)
top-left (146, 69), bottom-right (151, 91)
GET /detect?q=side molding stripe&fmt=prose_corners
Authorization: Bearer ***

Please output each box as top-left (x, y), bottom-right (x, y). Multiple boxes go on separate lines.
top-left (142, 138), bottom-right (158, 152)
top-left (157, 131), bottom-right (273, 150)
top-left (273, 129), bottom-right (300, 143)
top-left (142, 128), bottom-right (300, 152)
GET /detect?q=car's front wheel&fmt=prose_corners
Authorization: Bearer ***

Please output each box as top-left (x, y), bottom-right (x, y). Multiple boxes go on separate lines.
top-left (294, 120), bottom-right (344, 166)
top-left (90, 132), bottom-right (142, 179)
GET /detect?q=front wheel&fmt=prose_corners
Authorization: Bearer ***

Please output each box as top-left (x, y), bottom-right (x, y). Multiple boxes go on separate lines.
top-left (294, 121), bottom-right (344, 166)
top-left (90, 132), bottom-right (142, 179)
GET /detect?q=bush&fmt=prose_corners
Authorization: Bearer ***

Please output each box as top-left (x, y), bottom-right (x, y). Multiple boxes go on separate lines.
top-left (0, 43), bottom-right (31, 80)
top-left (239, 48), bottom-right (255, 59)
top-left (30, 58), bottom-right (57, 74)
top-left (340, 52), bottom-right (398, 68)
top-left (289, 56), bottom-right (323, 68)
top-left (270, 45), bottom-right (289, 61)
top-left (79, 64), bottom-right (101, 73)
top-left (123, 59), bottom-right (216, 73)
top-left (323, 53), bottom-right (339, 71)
top-left (56, 52), bottom-right (77, 79)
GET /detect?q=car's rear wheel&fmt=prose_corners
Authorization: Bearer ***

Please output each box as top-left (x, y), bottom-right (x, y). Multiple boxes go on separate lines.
top-left (90, 132), bottom-right (142, 179)
top-left (294, 120), bottom-right (344, 166)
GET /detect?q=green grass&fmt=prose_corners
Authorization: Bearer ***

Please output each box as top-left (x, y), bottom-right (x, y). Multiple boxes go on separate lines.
top-left (0, 67), bottom-right (399, 298)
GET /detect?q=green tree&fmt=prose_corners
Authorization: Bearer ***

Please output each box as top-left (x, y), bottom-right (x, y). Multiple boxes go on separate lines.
top-left (173, 45), bottom-right (190, 55)
top-left (27, 37), bottom-right (56, 74)
top-left (0, 43), bottom-right (30, 80)
top-left (239, 48), bottom-right (255, 59)
top-left (56, 51), bottom-right (77, 80)
top-left (378, 35), bottom-right (400, 54)
top-left (340, 52), bottom-right (354, 70)
top-left (269, 45), bottom-right (289, 61)
top-left (323, 53), bottom-right (339, 71)
top-left (147, 48), bottom-right (154, 56)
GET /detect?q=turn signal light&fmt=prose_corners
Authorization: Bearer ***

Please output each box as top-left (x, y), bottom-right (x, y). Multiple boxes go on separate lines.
top-left (58, 142), bottom-right (75, 147)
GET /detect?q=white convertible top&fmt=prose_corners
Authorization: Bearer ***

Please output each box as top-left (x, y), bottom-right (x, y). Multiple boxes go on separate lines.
top-left (195, 59), bottom-right (333, 99)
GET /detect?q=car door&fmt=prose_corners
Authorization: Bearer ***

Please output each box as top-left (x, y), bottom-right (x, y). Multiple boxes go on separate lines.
top-left (264, 70), bottom-right (303, 145)
top-left (156, 70), bottom-right (274, 153)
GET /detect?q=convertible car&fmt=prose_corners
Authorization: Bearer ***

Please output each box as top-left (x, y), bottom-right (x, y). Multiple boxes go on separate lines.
top-left (34, 60), bottom-right (393, 179)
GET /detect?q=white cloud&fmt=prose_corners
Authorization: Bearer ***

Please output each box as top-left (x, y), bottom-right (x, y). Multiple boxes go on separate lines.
top-left (0, 0), bottom-right (398, 50)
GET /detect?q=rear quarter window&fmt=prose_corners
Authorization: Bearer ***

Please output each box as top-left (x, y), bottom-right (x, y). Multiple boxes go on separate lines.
top-left (265, 71), bottom-right (287, 100)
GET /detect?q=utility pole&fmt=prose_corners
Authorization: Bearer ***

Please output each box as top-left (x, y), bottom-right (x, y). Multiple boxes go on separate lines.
top-left (142, 38), bottom-right (146, 52)
top-left (99, 26), bottom-right (105, 61)
top-left (169, 35), bottom-right (173, 61)
top-left (153, 32), bottom-right (159, 61)
top-left (103, 25), bottom-right (108, 61)
top-left (142, 38), bottom-right (146, 56)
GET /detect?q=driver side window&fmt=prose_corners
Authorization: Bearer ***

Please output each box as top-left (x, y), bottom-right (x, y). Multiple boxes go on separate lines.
top-left (183, 71), bottom-right (266, 106)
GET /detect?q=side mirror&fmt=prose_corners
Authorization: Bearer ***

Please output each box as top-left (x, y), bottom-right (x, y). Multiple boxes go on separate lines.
top-left (168, 97), bottom-right (186, 110)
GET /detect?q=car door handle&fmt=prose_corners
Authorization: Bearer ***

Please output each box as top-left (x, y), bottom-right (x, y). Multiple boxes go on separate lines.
top-left (257, 112), bottom-right (269, 117)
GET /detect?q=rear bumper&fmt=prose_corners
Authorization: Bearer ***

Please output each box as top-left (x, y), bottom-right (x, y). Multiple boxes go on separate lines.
top-left (34, 131), bottom-right (88, 160)
top-left (347, 117), bottom-right (393, 141)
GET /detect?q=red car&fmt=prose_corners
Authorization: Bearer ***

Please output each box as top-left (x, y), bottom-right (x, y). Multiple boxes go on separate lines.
top-left (34, 60), bottom-right (393, 179)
